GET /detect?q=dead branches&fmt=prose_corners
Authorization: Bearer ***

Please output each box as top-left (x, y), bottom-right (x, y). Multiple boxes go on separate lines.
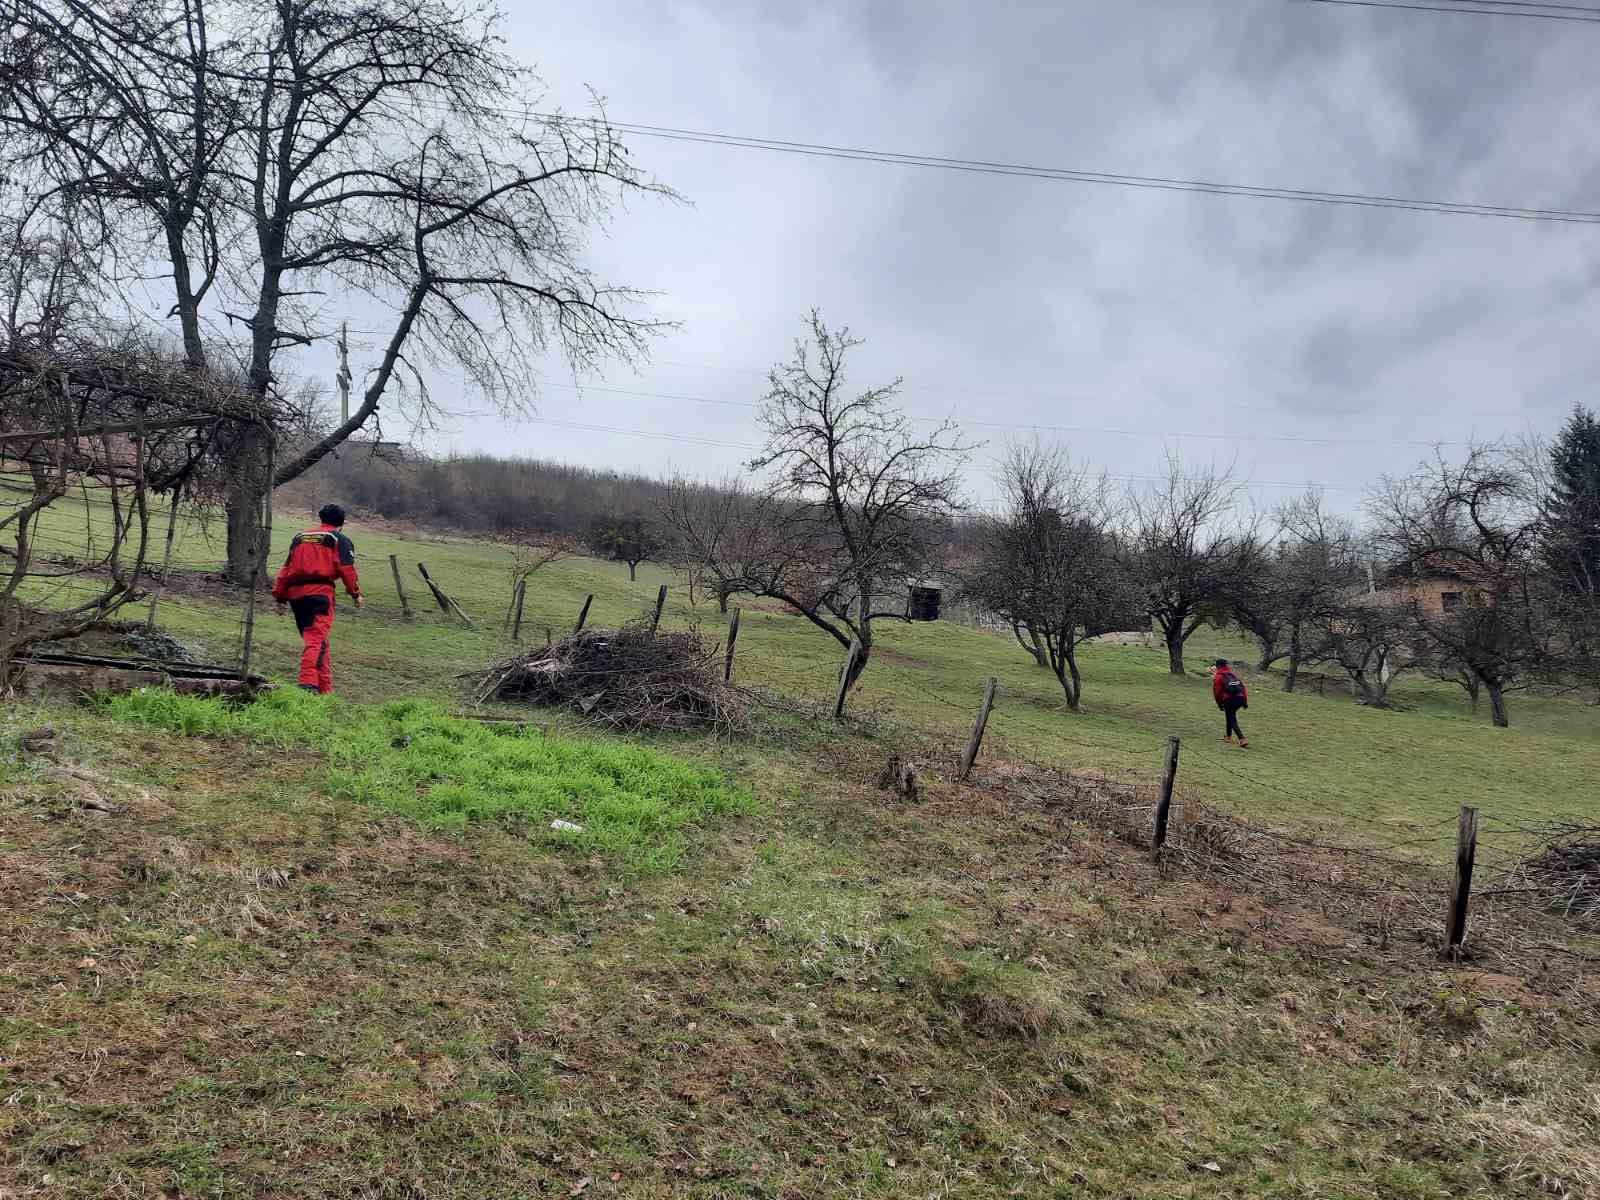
top-left (472, 623), bottom-right (751, 734)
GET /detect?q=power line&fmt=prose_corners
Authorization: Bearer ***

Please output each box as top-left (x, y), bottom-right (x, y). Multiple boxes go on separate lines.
top-left (524, 416), bottom-right (1369, 492)
top-left (1302, 0), bottom-right (1600, 20)
top-left (533, 379), bottom-right (1464, 450)
top-left (571, 117), bottom-right (1600, 226)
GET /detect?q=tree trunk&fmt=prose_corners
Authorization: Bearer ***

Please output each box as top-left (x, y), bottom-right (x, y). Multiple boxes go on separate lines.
top-left (717, 586), bottom-right (729, 614)
top-left (224, 421), bottom-right (272, 584)
top-left (1055, 641), bottom-right (1083, 711)
top-left (1283, 629), bottom-right (1302, 692)
top-left (1255, 636), bottom-right (1277, 672)
top-left (1011, 622), bottom-right (1047, 668)
top-left (1485, 679), bottom-right (1509, 727)
top-left (628, 561), bottom-right (637, 582)
top-left (1164, 623), bottom-right (1185, 676)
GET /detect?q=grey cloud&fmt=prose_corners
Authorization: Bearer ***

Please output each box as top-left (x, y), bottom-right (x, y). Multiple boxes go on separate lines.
top-left (389, 0), bottom-right (1600, 506)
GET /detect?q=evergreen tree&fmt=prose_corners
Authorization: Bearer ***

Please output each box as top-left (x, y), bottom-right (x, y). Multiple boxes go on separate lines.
top-left (1543, 405), bottom-right (1600, 597)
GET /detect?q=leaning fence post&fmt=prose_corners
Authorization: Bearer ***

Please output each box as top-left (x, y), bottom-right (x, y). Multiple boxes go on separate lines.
top-left (723, 607), bottom-right (741, 682)
top-left (389, 554), bottom-right (412, 619)
top-left (650, 584), bottom-right (668, 634)
top-left (511, 577), bottom-right (527, 642)
top-left (574, 594), bottom-right (594, 634)
top-left (958, 676), bottom-right (998, 782)
top-left (832, 639), bottom-right (861, 719)
top-left (1152, 736), bottom-right (1180, 860)
top-left (1446, 804), bottom-right (1480, 958)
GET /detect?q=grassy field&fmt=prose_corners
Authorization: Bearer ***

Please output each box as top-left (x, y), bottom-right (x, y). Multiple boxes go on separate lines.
top-left (4, 496), bottom-right (1599, 1197)
top-left (23, 494), bottom-right (1593, 835)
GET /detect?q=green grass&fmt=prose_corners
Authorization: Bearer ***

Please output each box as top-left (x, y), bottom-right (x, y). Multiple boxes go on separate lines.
top-left (7, 487), bottom-right (1600, 1196)
top-left (103, 687), bottom-right (755, 875)
top-left (15, 482), bottom-right (1598, 836)
top-left (3, 705), bottom-right (1595, 1198)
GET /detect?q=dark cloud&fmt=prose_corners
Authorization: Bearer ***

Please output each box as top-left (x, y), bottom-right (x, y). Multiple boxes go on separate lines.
top-left (386, 0), bottom-right (1600, 508)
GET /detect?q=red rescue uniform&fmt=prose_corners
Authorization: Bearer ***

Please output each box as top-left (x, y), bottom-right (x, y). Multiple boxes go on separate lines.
top-left (271, 524), bottom-right (361, 693)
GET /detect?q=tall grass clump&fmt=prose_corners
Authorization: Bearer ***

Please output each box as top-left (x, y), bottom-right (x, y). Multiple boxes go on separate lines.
top-left (106, 688), bottom-right (755, 874)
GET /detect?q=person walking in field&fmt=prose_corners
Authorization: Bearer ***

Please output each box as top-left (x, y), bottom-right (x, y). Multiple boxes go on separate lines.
top-left (273, 504), bottom-right (364, 694)
top-left (1212, 658), bottom-right (1249, 747)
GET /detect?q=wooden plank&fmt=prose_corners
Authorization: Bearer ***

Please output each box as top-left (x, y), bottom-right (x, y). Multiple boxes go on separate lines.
top-left (1446, 805), bottom-right (1480, 958)
top-left (650, 583), bottom-right (668, 634)
top-left (1152, 736), bottom-right (1180, 859)
top-left (958, 676), bottom-right (999, 782)
top-left (416, 563), bottom-right (473, 627)
top-left (723, 607), bottom-right (741, 682)
top-left (389, 554), bottom-right (412, 618)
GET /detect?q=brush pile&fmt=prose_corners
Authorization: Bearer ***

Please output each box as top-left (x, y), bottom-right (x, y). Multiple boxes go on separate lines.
top-left (472, 623), bottom-right (751, 734)
top-left (1502, 829), bottom-right (1600, 920)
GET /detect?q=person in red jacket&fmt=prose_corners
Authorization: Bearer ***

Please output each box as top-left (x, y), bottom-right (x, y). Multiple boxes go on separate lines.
top-left (272, 504), bottom-right (363, 693)
top-left (1212, 658), bottom-right (1249, 747)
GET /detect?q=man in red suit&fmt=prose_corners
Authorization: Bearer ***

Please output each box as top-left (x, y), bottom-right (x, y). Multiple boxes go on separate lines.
top-left (272, 504), bottom-right (364, 693)
top-left (1212, 658), bottom-right (1250, 748)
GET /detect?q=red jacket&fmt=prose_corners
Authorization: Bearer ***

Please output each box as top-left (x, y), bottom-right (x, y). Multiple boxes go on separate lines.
top-left (272, 524), bottom-right (360, 602)
top-left (1212, 667), bottom-right (1248, 708)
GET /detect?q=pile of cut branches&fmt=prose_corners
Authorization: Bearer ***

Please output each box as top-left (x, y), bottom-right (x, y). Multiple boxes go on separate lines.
top-left (1499, 828), bottom-right (1600, 920)
top-left (472, 623), bottom-right (751, 734)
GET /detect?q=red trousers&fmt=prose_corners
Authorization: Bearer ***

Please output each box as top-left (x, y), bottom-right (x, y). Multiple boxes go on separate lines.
top-left (289, 593), bottom-right (337, 693)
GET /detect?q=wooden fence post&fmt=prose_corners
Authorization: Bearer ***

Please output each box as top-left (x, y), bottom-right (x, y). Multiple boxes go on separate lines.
top-left (574, 594), bottom-right (594, 634)
top-left (650, 584), bottom-right (668, 634)
top-left (831, 639), bottom-right (860, 719)
top-left (723, 607), bottom-right (741, 682)
top-left (389, 554), bottom-right (411, 619)
top-left (416, 563), bottom-right (473, 627)
top-left (1152, 736), bottom-right (1180, 859)
top-left (958, 676), bottom-right (999, 782)
top-left (511, 578), bottom-right (527, 642)
top-left (1446, 805), bottom-right (1480, 958)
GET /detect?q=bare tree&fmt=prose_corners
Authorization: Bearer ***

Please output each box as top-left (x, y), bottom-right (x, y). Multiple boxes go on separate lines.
top-left (1369, 446), bottom-right (1554, 727)
top-left (681, 311), bottom-right (970, 693)
top-left (1310, 599), bottom-right (1414, 707)
top-left (1, 0), bottom-right (677, 583)
top-left (658, 475), bottom-right (776, 611)
top-left (1125, 454), bottom-right (1260, 676)
top-left (1230, 490), bottom-right (1364, 690)
top-left (0, 223), bottom-right (249, 677)
top-left (961, 443), bottom-right (1136, 710)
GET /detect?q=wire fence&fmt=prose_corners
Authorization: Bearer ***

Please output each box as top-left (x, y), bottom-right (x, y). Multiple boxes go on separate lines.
top-left (11, 472), bottom-right (1598, 989)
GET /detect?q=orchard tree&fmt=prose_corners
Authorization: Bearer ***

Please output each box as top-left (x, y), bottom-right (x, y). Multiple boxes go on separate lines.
top-left (1231, 490), bottom-right (1363, 690)
top-left (658, 476), bottom-right (777, 612)
top-left (1125, 455), bottom-right (1262, 676)
top-left (0, 0), bottom-right (675, 582)
top-left (679, 311), bottom-right (968, 694)
top-left (1370, 446), bottom-right (1556, 727)
top-left (962, 443), bottom-right (1136, 711)
top-left (590, 513), bottom-right (660, 582)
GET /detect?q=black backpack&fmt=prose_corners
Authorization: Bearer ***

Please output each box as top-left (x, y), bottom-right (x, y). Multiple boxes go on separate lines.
top-left (1222, 672), bottom-right (1245, 698)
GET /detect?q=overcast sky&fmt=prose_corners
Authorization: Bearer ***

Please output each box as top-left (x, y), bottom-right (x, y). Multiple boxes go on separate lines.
top-left (346, 0), bottom-right (1600, 511)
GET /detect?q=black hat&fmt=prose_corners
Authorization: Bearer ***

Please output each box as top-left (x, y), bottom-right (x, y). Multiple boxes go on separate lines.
top-left (1215, 658), bottom-right (1229, 668)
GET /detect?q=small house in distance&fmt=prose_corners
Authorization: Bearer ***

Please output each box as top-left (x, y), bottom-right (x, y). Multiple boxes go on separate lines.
top-left (1362, 559), bottom-right (1482, 617)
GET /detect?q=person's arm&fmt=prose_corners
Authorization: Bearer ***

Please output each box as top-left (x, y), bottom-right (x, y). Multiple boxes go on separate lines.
top-left (335, 533), bottom-right (363, 604)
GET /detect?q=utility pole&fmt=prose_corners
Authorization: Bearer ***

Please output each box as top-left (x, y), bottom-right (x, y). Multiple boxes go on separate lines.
top-left (336, 321), bottom-right (352, 424)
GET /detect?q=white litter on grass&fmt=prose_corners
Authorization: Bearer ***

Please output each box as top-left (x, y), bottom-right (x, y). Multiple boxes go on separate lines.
top-left (551, 819), bottom-right (585, 833)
